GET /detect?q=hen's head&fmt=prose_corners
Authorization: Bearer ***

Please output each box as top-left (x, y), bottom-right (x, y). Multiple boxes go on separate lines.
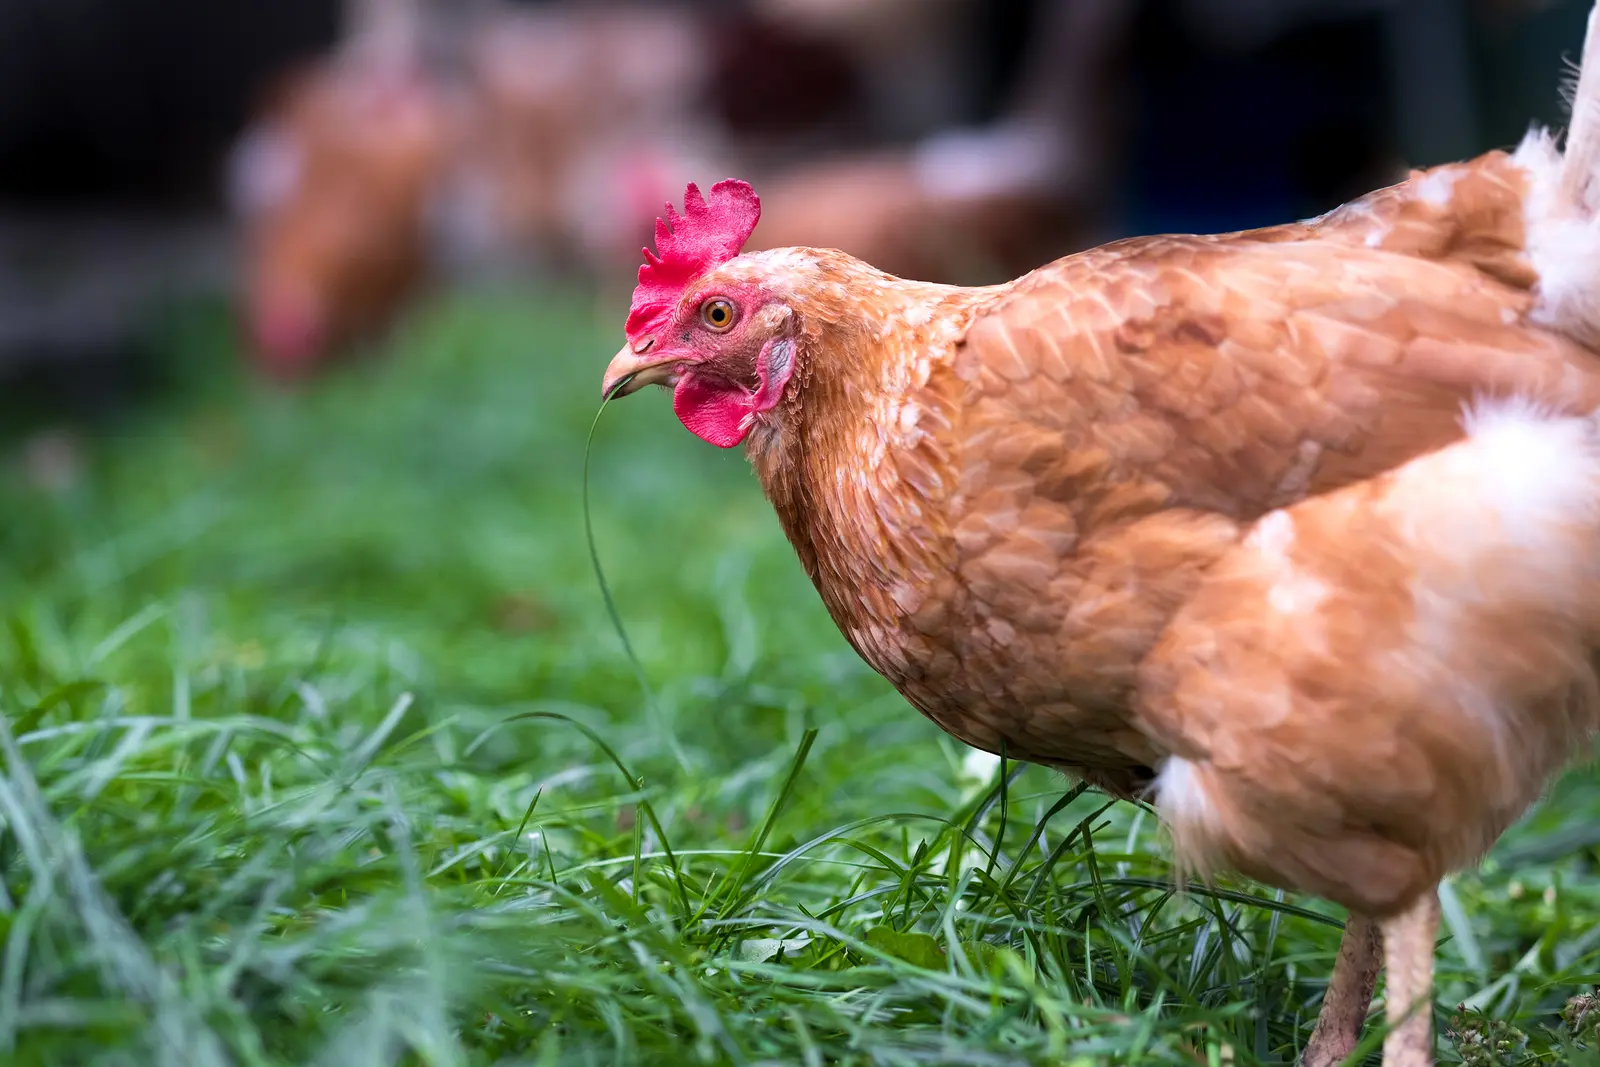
top-left (603, 179), bottom-right (844, 449)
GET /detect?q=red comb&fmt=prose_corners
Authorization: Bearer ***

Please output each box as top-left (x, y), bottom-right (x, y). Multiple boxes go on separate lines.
top-left (625, 179), bottom-right (760, 340)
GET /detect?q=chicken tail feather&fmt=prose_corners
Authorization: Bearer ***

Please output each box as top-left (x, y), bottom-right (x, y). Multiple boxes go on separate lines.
top-left (1559, 3), bottom-right (1600, 218)
top-left (1512, 4), bottom-right (1600, 346)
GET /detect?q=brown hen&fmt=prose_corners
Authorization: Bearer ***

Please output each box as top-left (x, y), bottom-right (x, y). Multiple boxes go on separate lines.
top-left (230, 45), bottom-right (458, 377)
top-left (601, 9), bottom-right (1600, 1065)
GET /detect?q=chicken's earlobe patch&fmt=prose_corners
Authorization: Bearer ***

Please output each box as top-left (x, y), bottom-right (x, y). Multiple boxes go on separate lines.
top-left (751, 338), bottom-right (795, 413)
top-left (671, 337), bottom-right (795, 449)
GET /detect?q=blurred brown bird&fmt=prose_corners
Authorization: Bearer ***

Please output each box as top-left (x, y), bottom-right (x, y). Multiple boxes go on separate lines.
top-left (600, 9), bottom-right (1600, 1065)
top-left (229, 2), bottom-right (724, 372)
top-left (230, 44), bottom-right (458, 378)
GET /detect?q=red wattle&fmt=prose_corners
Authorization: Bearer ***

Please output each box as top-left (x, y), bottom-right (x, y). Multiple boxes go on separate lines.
top-left (673, 372), bottom-right (754, 448)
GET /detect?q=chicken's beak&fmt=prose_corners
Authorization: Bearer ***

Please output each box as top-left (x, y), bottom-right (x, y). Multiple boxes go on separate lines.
top-left (601, 341), bottom-right (680, 400)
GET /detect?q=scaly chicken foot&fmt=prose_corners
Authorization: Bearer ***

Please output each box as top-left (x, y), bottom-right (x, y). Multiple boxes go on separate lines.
top-left (1379, 890), bottom-right (1441, 1067)
top-left (1301, 914), bottom-right (1382, 1067)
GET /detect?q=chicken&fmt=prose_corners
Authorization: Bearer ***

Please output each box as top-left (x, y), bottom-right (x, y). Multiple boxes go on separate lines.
top-left (599, 8), bottom-right (1600, 1065)
top-left (230, 45), bottom-right (458, 377)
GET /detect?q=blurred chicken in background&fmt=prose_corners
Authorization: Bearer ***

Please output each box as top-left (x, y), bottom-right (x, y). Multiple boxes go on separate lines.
top-left (225, 0), bottom-right (1133, 374)
top-left (230, 0), bottom-right (728, 375)
top-left (229, 0), bottom-right (461, 378)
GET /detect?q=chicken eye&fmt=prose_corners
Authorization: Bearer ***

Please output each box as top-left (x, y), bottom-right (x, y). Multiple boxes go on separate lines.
top-left (701, 298), bottom-right (736, 331)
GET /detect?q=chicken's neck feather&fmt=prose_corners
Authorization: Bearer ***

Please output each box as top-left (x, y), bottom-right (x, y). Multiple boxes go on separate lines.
top-left (740, 257), bottom-right (996, 663)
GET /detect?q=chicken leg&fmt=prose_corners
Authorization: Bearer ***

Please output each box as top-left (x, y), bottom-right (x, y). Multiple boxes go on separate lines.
top-left (1379, 891), bottom-right (1440, 1067)
top-left (1302, 914), bottom-right (1383, 1067)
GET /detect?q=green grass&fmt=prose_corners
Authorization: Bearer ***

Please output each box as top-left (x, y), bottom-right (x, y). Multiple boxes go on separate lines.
top-left (0, 287), bottom-right (1598, 1066)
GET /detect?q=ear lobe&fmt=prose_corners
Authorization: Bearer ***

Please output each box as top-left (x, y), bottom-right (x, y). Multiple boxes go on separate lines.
top-left (764, 337), bottom-right (794, 381)
top-left (751, 338), bottom-right (796, 413)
